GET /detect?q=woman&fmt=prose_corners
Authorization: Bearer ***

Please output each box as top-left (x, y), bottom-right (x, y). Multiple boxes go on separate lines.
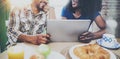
top-left (61, 0), bottom-right (106, 43)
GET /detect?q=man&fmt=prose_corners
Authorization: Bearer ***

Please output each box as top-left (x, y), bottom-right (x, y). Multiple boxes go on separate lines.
top-left (7, 0), bottom-right (49, 45)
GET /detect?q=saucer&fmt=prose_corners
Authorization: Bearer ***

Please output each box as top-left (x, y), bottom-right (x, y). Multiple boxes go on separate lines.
top-left (97, 39), bottom-right (120, 50)
top-left (47, 51), bottom-right (66, 59)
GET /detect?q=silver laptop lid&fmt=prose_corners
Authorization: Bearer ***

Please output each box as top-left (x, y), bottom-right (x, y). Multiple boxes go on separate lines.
top-left (47, 20), bottom-right (91, 42)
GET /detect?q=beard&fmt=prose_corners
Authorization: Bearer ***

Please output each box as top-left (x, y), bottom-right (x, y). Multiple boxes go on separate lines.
top-left (36, 4), bottom-right (44, 11)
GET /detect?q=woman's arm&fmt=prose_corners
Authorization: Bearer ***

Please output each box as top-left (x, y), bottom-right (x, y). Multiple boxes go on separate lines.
top-left (78, 15), bottom-right (106, 43)
top-left (93, 15), bottom-right (106, 39)
top-left (61, 8), bottom-right (68, 20)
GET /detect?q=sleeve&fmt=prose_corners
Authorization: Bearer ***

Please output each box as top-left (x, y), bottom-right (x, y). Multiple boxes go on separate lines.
top-left (61, 7), bottom-right (68, 18)
top-left (7, 8), bottom-right (22, 45)
top-left (92, 11), bottom-right (100, 20)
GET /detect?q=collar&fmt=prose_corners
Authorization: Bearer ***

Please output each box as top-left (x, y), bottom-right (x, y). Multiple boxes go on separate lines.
top-left (26, 4), bottom-right (45, 16)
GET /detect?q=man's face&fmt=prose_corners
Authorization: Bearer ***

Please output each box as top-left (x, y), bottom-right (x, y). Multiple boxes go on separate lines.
top-left (72, 0), bottom-right (78, 8)
top-left (35, 0), bottom-right (47, 10)
top-left (39, 0), bottom-right (47, 9)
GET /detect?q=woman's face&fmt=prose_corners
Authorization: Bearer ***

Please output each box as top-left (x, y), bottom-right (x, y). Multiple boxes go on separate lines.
top-left (72, 0), bottom-right (78, 8)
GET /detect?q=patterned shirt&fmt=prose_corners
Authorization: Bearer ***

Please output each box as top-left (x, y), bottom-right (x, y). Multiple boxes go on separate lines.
top-left (7, 6), bottom-right (47, 45)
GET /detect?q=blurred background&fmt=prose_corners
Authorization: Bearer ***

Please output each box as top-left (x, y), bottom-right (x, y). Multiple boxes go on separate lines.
top-left (0, 0), bottom-right (120, 53)
top-left (0, 0), bottom-right (10, 53)
top-left (0, 0), bottom-right (32, 53)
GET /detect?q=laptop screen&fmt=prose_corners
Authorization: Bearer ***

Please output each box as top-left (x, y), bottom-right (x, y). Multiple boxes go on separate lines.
top-left (47, 20), bottom-right (91, 42)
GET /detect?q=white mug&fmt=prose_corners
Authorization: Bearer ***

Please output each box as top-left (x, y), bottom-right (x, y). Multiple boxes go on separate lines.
top-left (102, 34), bottom-right (116, 43)
top-left (100, 34), bottom-right (117, 48)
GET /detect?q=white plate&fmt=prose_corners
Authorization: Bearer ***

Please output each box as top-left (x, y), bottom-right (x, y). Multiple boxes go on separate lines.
top-left (25, 50), bottom-right (66, 59)
top-left (20, 43), bottom-right (66, 59)
top-left (47, 51), bottom-right (66, 59)
top-left (69, 44), bottom-right (116, 59)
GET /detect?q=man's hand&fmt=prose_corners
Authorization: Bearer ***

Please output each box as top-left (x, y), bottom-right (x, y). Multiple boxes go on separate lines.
top-left (36, 34), bottom-right (48, 44)
top-left (25, 35), bottom-right (39, 45)
top-left (18, 34), bottom-right (50, 45)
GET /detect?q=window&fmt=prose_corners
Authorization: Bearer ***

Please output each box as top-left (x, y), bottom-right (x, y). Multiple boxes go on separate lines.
top-left (49, 0), bottom-right (69, 19)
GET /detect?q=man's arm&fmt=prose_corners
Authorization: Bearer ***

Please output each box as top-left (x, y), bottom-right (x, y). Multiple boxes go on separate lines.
top-left (7, 8), bottom-right (22, 45)
top-left (7, 12), bottom-right (47, 45)
top-left (7, 8), bottom-right (38, 45)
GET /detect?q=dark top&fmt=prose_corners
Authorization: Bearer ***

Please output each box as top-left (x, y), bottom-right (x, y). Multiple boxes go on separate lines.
top-left (61, 7), bottom-right (100, 20)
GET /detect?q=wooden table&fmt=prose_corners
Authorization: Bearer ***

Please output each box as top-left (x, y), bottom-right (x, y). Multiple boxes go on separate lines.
top-left (0, 39), bottom-right (120, 59)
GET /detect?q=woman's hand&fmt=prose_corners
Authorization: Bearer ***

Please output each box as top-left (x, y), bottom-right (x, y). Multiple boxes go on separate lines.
top-left (73, 9), bottom-right (81, 18)
top-left (78, 32), bottom-right (94, 43)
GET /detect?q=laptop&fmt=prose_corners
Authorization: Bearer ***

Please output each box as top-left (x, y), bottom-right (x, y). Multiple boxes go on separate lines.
top-left (47, 20), bottom-right (91, 42)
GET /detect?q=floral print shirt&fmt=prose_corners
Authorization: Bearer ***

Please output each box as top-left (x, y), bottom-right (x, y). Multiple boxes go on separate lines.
top-left (7, 6), bottom-right (47, 45)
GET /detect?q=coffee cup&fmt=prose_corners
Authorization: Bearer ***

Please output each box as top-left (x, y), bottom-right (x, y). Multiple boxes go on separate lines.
top-left (97, 34), bottom-right (120, 49)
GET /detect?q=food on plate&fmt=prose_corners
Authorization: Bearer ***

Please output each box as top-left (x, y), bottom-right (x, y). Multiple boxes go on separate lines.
top-left (30, 53), bottom-right (45, 59)
top-left (38, 44), bottom-right (51, 56)
top-left (73, 44), bottom-right (110, 59)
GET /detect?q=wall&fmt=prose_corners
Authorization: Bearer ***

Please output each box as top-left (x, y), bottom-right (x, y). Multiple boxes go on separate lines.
top-left (0, 0), bottom-right (10, 52)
